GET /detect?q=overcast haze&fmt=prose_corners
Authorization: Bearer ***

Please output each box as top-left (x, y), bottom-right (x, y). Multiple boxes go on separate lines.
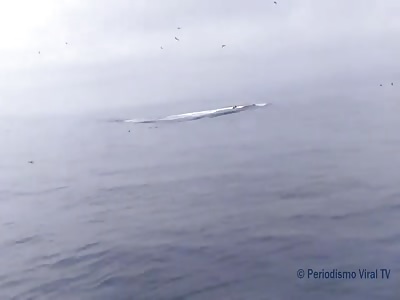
top-left (1, 0), bottom-right (399, 115)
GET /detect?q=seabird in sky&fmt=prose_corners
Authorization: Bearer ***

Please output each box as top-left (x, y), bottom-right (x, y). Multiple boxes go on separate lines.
top-left (222, 45), bottom-right (226, 48)
top-left (28, 161), bottom-right (34, 164)
top-left (160, 46), bottom-right (163, 49)
top-left (175, 37), bottom-right (180, 41)
top-left (177, 27), bottom-right (181, 29)
top-left (391, 82), bottom-right (394, 86)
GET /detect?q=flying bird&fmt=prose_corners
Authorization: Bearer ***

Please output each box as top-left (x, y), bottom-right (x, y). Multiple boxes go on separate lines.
top-left (380, 84), bottom-right (383, 86)
top-left (391, 82), bottom-right (394, 86)
top-left (177, 27), bottom-right (181, 29)
top-left (65, 42), bottom-right (68, 45)
top-left (222, 45), bottom-right (226, 48)
top-left (274, 1), bottom-right (277, 4)
top-left (38, 51), bottom-right (40, 54)
top-left (175, 37), bottom-right (180, 41)
top-left (28, 161), bottom-right (34, 164)
top-left (160, 46), bottom-right (164, 49)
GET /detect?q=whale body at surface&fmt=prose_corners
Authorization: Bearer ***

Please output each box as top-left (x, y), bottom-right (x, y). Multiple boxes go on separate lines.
top-left (122, 103), bottom-right (271, 124)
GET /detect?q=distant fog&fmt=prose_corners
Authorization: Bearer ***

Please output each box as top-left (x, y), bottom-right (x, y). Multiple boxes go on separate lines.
top-left (1, 0), bottom-right (399, 115)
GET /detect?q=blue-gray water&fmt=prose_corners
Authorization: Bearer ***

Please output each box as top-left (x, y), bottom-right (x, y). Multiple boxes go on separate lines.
top-left (1, 97), bottom-right (400, 299)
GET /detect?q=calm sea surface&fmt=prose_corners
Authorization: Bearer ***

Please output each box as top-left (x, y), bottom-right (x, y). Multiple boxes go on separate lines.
top-left (1, 96), bottom-right (400, 299)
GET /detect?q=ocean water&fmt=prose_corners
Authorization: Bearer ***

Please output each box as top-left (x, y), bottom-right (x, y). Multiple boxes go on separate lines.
top-left (1, 97), bottom-right (400, 300)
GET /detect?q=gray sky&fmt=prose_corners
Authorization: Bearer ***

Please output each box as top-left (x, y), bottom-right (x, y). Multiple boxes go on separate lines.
top-left (1, 0), bottom-right (399, 115)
